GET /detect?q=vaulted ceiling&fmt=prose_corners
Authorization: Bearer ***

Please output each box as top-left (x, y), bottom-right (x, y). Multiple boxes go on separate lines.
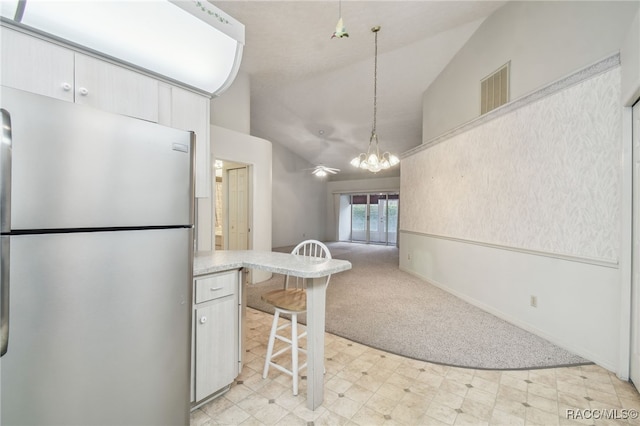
top-left (212, 1), bottom-right (506, 180)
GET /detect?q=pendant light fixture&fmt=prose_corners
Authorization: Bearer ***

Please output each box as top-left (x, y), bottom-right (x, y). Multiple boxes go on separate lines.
top-left (350, 26), bottom-right (399, 173)
top-left (331, 0), bottom-right (348, 38)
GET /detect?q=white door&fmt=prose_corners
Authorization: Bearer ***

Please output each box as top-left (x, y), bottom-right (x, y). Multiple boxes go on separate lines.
top-left (631, 100), bottom-right (640, 389)
top-left (194, 297), bottom-right (236, 401)
top-left (227, 167), bottom-right (248, 250)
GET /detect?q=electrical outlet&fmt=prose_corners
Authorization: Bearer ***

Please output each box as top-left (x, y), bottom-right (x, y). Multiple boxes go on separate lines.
top-left (530, 295), bottom-right (538, 308)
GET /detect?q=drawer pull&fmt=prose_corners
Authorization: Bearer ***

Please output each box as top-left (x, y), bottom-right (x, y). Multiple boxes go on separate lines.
top-left (210, 287), bottom-right (223, 291)
top-left (199, 316), bottom-right (207, 324)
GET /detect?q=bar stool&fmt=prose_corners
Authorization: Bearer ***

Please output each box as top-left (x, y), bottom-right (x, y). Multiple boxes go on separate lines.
top-left (261, 240), bottom-right (332, 395)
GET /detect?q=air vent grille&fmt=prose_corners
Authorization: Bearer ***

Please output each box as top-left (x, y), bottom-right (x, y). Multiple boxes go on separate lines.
top-left (481, 62), bottom-right (510, 114)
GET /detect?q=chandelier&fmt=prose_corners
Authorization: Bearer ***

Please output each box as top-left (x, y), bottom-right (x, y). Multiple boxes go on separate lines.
top-left (350, 26), bottom-right (399, 173)
top-left (331, 0), bottom-right (348, 38)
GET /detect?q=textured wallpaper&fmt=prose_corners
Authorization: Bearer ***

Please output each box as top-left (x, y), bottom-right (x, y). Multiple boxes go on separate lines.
top-left (401, 67), bottom-right (621, 262)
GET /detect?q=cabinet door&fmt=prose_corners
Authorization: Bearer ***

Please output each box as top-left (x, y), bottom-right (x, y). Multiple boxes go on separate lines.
top-left (74, 54), bottom-right (159, 122)
top-left (1, 26), bottom-right (74, 102)
top-left (171, 87), bottom-right (211, 198)
top-left (227, 167), bottom-right (249, 250)
top-left (194, 297), bottom-right (236, 402)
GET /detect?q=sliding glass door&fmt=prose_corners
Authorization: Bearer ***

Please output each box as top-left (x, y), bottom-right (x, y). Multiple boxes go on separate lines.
top-left (348, 193), bottom-right (399, 245)
top-left (383, 195), bottom-right (399, 245)
top-left (350, 195), bottom-right (368, 242)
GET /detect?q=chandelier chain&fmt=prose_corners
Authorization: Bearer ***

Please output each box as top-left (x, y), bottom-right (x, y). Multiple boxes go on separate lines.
top-left (372, 28), bottom-right (378, 134)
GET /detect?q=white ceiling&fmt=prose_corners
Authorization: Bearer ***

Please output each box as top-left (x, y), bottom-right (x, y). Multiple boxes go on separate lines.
top-left (212, 1), bottom-right (506, 180)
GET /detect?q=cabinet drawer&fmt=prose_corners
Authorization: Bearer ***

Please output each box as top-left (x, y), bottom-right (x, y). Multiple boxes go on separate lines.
top-left (195, 270), bottom-right (236, 304)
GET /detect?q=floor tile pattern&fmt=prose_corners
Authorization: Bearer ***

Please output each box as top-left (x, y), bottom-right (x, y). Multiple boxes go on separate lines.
top-left (191, 308), bottom-right (640, 426)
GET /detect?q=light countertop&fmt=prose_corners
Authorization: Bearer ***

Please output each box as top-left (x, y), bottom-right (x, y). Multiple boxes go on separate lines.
top-left (194, 250), bottom-right (352, 278)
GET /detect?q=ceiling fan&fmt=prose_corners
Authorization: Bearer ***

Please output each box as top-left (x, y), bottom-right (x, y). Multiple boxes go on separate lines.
top-left (306, 165), bottom-right (340, 177)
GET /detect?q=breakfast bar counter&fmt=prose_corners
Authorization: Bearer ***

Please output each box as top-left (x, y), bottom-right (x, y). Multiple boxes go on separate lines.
top-left (194, 250), bottom-right (352, 410)
top-left (194, 249), bottom-right (352, 278)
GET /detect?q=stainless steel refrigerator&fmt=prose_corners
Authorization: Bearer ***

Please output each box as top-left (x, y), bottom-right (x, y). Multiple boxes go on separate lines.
top-left (0, 86), bottom-right (194, 425)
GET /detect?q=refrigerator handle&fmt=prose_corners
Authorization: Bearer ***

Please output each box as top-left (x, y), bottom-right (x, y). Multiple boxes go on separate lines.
top-left (1, 108), bottom-right (12, 233)
top-left (1, 236), bottom-right (8, 357)
top-left (1, 108), bottom-right (11, 357)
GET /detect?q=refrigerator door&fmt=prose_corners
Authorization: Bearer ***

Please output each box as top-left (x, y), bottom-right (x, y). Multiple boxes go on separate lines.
top-left (2, 228), bottom-right (192, 426)
top-left (1, 86), bottom-right (193, 230)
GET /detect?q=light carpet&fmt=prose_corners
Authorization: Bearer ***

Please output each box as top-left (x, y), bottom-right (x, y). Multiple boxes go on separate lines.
top-left (245, 242), bottom-right (590, 370)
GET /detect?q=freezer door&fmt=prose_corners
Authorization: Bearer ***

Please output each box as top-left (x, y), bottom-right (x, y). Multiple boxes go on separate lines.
top-left (1, 86), bottom-right (193, 230)
top-left (1, 228), bottom-right (192, 425)
top-left (1, 236), bottom-right (8, 358)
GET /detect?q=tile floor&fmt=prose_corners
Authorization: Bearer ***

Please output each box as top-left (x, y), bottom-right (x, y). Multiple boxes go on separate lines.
top-left (190, 308), bottom-right (640, 426)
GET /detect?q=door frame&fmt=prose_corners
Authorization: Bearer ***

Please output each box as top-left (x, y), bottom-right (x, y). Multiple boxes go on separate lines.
top-left (629, 99), bottom-right (639, 388)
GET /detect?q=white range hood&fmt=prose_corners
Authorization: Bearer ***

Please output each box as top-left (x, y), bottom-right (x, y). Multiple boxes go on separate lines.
top-left (0, 0), bottom-right (245, 96)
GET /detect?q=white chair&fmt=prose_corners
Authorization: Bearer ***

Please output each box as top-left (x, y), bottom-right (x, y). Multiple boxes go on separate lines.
top-left (261, 240), bottom-right (332, 395)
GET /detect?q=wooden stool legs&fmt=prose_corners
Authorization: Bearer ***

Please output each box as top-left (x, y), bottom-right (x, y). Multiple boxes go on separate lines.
top-left (262, 310), bottom-right (307, 395)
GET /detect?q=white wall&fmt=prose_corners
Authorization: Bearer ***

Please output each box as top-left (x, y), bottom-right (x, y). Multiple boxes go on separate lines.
top-left (196, 72), bottom-right (252, 252)
top-left (403, 63), bottom-right (623, 371)
top-left (211, 125), bottom-right (273, 283)
top-left (211, 71), bottom-right (250, 134)
top-left (207, 71), bottom-right (276, 282)
top-left (411, 67), bottom-right (621, 263)
top-left (271, 143), bottom-right (327, 248)
top-left (211, 71), bottom-right (328, 251)
top-left (422, 1), bottom-right (639, 141)
top-left (407, 0), bottom-right (640, 377)
top-left (400, 232), bottom-right (621, 370)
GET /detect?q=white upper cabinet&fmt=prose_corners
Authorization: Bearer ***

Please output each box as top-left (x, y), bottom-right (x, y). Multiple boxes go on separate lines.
top-left (166, 86), bottom-right (211, 198)
top-left (2, 24), bottom-right (212, 197)
top-left (1, 26), bottom-right (74, 102)
top-left (74, 54), bottom-right (159, 122)
top-left (1, 26), bottom-right (159, 122)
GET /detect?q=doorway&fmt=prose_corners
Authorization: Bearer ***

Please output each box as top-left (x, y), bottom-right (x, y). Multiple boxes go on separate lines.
top-left (345, 193), bottom-right (399, 245)
top-left (214, 159), bottom-right (250, 251)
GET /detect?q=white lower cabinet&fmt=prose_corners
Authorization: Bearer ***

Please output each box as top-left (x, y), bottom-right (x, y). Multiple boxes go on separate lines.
top-left (192, 269), bottom-right (241, 406)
